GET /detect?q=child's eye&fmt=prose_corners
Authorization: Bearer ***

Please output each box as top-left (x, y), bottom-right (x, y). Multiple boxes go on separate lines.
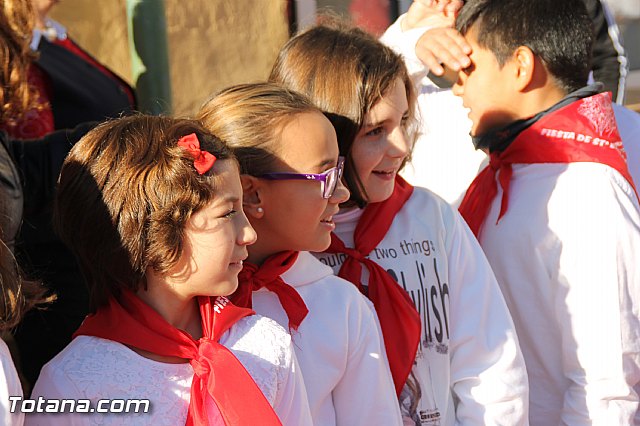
top-left (223, 209), bottom-right (237, 219)
top-left (365, 126), bottom-right (384, 137)
top-left (401, 114), bottom-right (410, 125)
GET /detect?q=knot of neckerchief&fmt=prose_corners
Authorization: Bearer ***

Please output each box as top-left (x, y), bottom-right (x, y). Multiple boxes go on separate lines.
top-left (232, 251), bottom-right (308, 331)
top-left (326, 175), bottom-right (421, 396)
top-left (459, 86), bottom-right (636, 238)
top-left (74, 290), bottom-right (282, 426)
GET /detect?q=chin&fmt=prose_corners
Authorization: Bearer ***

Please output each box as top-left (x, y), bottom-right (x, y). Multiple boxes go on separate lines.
top-left (216, 280), bottom-right (239, 297)
top-left (308, 233), bottom-right (332, 253)
top-left (367, 185), bottom-right (395, 204)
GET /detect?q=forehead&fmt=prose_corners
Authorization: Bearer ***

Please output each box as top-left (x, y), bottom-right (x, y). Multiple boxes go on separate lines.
top-left (277, 111), bottom-right (339, 170)
top-left (465, 25), bottom-right (501, 66)
top-left (366, 79), bottom-right (408, 122)
top-left (208, 159), bottom-right (241, 198)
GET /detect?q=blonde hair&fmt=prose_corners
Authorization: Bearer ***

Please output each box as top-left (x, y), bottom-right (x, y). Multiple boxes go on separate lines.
top-left (197, 82), bottom-right (321, 176)
top-left (269, 19), bottom-right (418, 207)
top-left (0, 0), bottom-right (41, 123)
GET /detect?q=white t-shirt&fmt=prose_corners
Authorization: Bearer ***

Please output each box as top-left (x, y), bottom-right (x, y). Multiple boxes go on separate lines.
top-left (26, 315), bottom-right (312, 425)
top-left (0, 338), bottom-right (23, 426)
top-left (250, 251), bottom-right (402, 426)
top-left (478, 162), bottom-right (640, 425)
top-left (315, 187), bottom-right (529, 426)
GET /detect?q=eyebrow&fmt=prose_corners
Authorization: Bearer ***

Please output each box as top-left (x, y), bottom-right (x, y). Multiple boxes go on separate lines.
top-left (222, 195), bottom-right (240, 204)
top-left (363, 120), bottom-right (384, 128)
top-left (314, 158), bottom-right (336, 169)
top-left (363, 110), bottom-right (410, 128)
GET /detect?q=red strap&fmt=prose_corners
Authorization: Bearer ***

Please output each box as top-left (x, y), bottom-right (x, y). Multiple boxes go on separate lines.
top-left (326, 176), bottom-right (421, 396)
top-left (232, 251), bottom-right (308, 330)
top-left (460, 92), bottom-right (637, 238)
top-left (75, 291), bottom-right (281, 426)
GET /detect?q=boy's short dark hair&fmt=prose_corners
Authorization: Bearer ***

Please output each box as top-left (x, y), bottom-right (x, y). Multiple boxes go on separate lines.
top-left (456, 0), bottom-right (594, 94)
top-left (54, 115), bottom-right (234, 311)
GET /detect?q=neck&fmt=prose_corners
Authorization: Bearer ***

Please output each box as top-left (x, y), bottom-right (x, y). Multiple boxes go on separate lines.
top-left (514, 84), bottom-right (566, 122)
top-left (247, 243), bottom-right (284, 266)
top-left (34, 13), bottom-right (48, 30)
top-left (137, 276), bottom-right (202, 339)
top-left (245, 220), bottom-right (286, 266)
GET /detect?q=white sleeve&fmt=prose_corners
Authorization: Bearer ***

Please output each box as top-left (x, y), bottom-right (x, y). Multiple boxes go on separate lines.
top-left (380, 14), bottom-right (434, 86)
top-left (446, 209), bottom-right (530, 425)
top-left (24, 365), bottom-right (83, 426)
top-left (272, 336), bottom-right (313, 426)
top-left (0, 340), bottom-right (24, 426)
top-left (549, 171), bottom-right (640, 425)
top-left (332, 295), bottom-right (403, 426)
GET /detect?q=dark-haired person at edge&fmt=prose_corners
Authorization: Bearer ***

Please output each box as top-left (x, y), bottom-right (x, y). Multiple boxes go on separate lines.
top-left (391, 0), bottom-right (631, 207)
top-left (0, 0), bottom-right (94, 410)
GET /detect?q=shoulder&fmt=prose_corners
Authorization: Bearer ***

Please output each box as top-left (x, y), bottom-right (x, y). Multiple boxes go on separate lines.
top-left (549, 162), bottom-right (637, 208)
top-left (223, 314), bottom-right (292, 367)
top-left (397, 185), bottom-right (462, 230)
top-left (223, 315), bottom-right (293, 404)
top-left (35, 336), bottom-right (192, 399)
top-left (0, 338), bottom-right (21, 398)
top-left (0, 341), bottom-right (23, 426)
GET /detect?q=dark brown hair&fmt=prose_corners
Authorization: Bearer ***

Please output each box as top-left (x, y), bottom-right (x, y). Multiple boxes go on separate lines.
top-left (456, 0), bottom-right (593, 94)
top-left (54, 115), bottom-right (234, 310)
top-left (269, 19), bottom-right (417, 207)
top-left (0, 238), bottom-right (50, 330)
top-left (0, 0), bottom-right (42, 123)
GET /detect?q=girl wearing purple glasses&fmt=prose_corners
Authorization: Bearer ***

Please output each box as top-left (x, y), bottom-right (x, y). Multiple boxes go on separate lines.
top-left (198, 83), bottom-right (403, 426)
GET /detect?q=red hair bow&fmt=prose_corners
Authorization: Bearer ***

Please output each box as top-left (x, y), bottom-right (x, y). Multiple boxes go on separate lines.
top-left (178, 133), bottom-right (217, 175)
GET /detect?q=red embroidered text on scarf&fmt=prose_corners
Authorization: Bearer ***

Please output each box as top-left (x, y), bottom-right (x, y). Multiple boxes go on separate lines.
top-left (326, 175), bottom-right (421, 396)
top-left (231, 251), bottom-right (309, 330)
top-left (459, 92), bottom-right (637, 237)
top-left (74, 290), bottom-right (281, 426)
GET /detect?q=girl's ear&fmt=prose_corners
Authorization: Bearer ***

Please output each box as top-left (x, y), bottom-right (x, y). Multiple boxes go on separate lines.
top-left (240, 175), bottom-right (265, 219)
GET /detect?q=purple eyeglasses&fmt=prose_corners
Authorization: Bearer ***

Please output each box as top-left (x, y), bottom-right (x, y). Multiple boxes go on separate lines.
top-left (259, 157), bottom-right (345, 199)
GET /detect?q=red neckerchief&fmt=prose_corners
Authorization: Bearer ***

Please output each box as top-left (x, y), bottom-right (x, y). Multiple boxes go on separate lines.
top-left (326, 175), bottom-right (421, 396)
top-left (74, 290), bottom-right (281, 426)
top-left (231, 251), bottom-right (308, 330)
top-left (459, 92), bottom-right (637, 237)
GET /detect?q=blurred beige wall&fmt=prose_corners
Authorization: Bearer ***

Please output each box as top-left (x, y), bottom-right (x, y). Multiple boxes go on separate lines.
top-left (50, 0), bottom-right (289, 116)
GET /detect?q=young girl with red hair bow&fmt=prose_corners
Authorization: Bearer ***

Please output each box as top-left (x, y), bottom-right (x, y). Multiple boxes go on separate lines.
top-left (26, 115), bottom-right (312, 426)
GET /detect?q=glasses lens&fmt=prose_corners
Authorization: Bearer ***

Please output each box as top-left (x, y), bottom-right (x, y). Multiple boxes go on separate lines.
top-left (324, 167), bottom-right (338, 198)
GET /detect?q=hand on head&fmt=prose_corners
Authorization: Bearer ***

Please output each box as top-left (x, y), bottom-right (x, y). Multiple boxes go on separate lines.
top-left (416, 27), bottom-right (471, 77)
top-left (403, 0), bottom-right (470, 77)
top-left (403, 0), bottom-right (455, 31)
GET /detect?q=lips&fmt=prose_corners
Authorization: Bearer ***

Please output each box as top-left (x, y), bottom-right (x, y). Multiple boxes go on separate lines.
top-left (320, 216), bottom-right (333, 224)
top-left (230, 255), bottom-right (248, 267)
